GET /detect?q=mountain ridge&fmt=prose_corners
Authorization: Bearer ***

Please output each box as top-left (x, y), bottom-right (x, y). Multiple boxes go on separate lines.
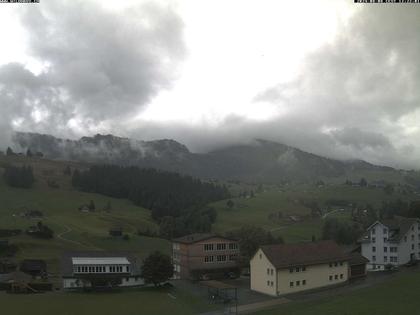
top-left (9, 132), bottom-right (399, 183)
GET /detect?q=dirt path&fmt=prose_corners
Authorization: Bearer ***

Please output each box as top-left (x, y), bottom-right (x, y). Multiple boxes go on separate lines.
top-left (55, 222), bottom-right (101, 250)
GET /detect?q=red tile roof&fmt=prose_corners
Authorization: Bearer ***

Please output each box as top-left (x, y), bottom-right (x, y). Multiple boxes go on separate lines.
top-left (260, 240), bottom-right (349, 269)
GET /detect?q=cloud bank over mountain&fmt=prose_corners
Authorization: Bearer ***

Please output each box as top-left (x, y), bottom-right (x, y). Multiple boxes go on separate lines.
top-left (0, 1), bottom-right (419, 169)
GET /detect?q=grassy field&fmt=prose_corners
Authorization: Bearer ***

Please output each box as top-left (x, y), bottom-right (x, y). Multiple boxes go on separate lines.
top-left (0, 155), bottom-right (170, 280)
top-left (212, 183), bottom-right (417, 242)
top-left (0, 286), bottom-right (216, 315)
top-left (255, 269), bottom-right (420, 315)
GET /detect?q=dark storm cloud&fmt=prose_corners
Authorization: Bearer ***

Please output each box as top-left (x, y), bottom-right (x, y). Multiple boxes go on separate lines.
top-left (244, 5), bottom-right (420, 168)
top-left (0, 0), bottom-right (185, 147)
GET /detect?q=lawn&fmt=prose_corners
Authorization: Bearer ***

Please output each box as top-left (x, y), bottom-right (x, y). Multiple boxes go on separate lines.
top-left (255, 270), bottom-right (420, 315)
top-left (211, 183), bottom-right (416, 242)
top-left (0, 287), bottom-right (216, 315)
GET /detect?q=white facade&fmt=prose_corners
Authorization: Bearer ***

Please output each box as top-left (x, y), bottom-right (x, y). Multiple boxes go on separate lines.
top-left (361, 219), bottom-right (420, 271)
top-left (63, 256), bottom-right (144, 289)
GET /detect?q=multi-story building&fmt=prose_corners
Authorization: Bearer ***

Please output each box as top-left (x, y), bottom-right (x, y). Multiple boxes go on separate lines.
top-left (250, 240), bottom-right (349, 296)
top-left (172, 233), bottom-right (240, 280)
top-left (360, 216), bottom-right (420, 271)
top-left (61, 251), bottom-right (143, 290)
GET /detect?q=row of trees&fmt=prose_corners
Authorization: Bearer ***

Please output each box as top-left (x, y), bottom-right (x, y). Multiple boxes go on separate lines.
top-left (3, 165), bottom-right (35, 188)
top-left (72, 165), bottom-right (230, 236)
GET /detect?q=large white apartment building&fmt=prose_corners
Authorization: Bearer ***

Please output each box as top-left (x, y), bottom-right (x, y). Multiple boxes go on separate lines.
top-left (360, 216), bottom-right (420, 271)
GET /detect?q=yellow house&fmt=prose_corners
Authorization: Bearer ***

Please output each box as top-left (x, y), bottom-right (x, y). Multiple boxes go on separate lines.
top-left (250, 240), bottom-right (349, 296)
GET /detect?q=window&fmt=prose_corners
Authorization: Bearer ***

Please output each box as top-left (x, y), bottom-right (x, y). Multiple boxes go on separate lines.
top-left (329, 275), bottom-right (333, 281)
top-left (126, 277), bottom-right (129, 282)
top-left (270, 269), bottom-right (274, 275)
top-left (339, 262), bottom-right (343, 266)
top-left (384, 256), bottom-right (388, 262)
top-left (384, 237), bottom-right (387, 242)
top-left (383, 228), bottom-right (387, 234)
top-left (329, 263), bottom-right (333, 268)
top-left (267, 281), bottom-right (270, 286)
top-left (340, 274), bottom-right (343, 279)
top-left (412, 235), bottom-right (415, 241)
top-left (412, 226), bottom-right (415, 231)
top-left (334, 262), bottom-right (338, 267)
top-left (390, 247), bottom-right (398, 253)
top-left (412, 244), bottom-right (415, 250)
top-left (384, 247), bottom-right (387, 252)
top-left (217, 243), bottom-right (227, 250)
top-left (216, 255), bottom-right (227, 262)
top-left (295, 267), bottom-right (300, 272)
top-left (267, 268), bottom-right (270, 275)
top-left (372, 237), bottom-right (376, 243)
top-left (229, 243), bottom-right (238, 250)
top-left (204, 244), bottom-right (214, 251)
top-left (372, 256), bottom-right (376, 262)
top-left (302, 280), bottom-right (306, 285)
top-left (289, 268), bottom-right (294, 273)
top-left (229, 254), bottom-right (238, 261)
top-left (271, 281), bottom-right (274, 287)
top-left (372, 246), bottom-right (376, 252)
top-left (290, 282), bottom-right (294, 287)
top-left (372, 228), bottom-right (376, 235)
top-left (296, 281), bottom-right (300, 286)
top-left (259, 254), bottom-right (262, 259)
top-left (334, 275), bottom-right (338, 280)
top-left (302, 266), bottom-right (306, 271)
top-left (204, 256), bottom-right (214, 263)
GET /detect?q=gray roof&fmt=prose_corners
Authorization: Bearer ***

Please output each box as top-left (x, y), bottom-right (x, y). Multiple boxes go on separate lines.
top-left (361, 216), bottom-right (419, 243)
top-left (61, 251), bottom-right (141, 278)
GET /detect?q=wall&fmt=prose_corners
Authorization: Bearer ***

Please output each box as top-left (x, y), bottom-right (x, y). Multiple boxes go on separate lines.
top-left (250, 249), bottom-right (277, 296)
top-left (276, 261), bottom-right (348, 295)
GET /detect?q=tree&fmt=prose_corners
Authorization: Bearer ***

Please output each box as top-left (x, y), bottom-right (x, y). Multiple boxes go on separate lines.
top-left (359, 178), bottom-right (367, 187)
top-left (3, 165), bottom-right (35, 188)
top-left (88, 200), bottom-right (96, 211)
top-left (6, 147), bottom-right (14, 156)
top-left (322, 218), bottom-right (362, 245)
top-left (141, 251), bottom-right (173, 286)
top-left (26, 149), bottom-right (33, 157)
top-left (226, 199), bottom-right (234, 210)
top-left (384, 184), bottom-right (394, 195)
top-left (63, 165), bottom-right (72, 176)
top-left (226, 225), bottom-right (284, 263)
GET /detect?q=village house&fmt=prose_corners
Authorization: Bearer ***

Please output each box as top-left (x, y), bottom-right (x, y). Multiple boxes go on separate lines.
top-left (360, 216), bottom-right (420, 271)
top-left (61, 251), bottom-right (143, 290)
top-left (172, 233), bottom-right (240, 280)
top-left (250, 240), bottom-right (349, 296)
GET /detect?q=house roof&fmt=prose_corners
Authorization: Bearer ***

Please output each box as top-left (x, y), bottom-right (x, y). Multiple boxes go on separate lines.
top-left (20, 259), bottom-right (47, 272)
top-left (72, 257), bottom-right (130, 265)
top-left (172, 233), bottom-right (237, 244)
top-left (360, 216), bottom-right (419, 243)
top-left (61, 251), bottom-right (141, 277)
top-left (260, 240), bottom-right (349, 269)
top-left (348, 252), bottom-right (369, 266)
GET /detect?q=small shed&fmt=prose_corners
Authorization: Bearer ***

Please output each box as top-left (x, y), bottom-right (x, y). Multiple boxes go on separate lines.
top-left (348, 253), bottom-right (369, 279)
top-left (109, 227), bottom-right (123, 237)
top-left (20, 259), bottom-right (47, 277)
top-left (201, 280), bottom-right (238, 314)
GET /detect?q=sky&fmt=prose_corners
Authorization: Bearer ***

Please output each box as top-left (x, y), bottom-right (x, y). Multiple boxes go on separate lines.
top-left (0, 0), bottom-right (419, 169)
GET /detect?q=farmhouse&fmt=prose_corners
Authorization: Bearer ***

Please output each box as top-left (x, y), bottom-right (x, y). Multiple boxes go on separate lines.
top-left (360, 216), bottom-right (420, 271)
top-left (20, 259), bottom-right (47, 278)
top-left (172, 233), bottom-right (240, 280)
top-left (61, 251), bottom-right (143, 290)
top-left (250, 240), bottom-right (349, 296)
